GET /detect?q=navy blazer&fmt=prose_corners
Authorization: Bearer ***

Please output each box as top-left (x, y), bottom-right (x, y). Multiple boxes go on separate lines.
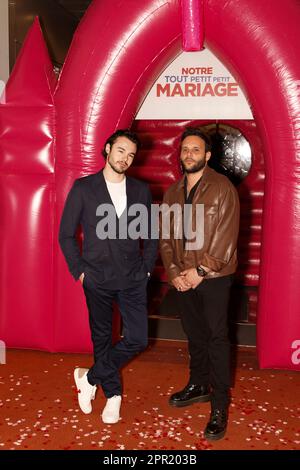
top-left (59, 170), bottom-right (158, 289)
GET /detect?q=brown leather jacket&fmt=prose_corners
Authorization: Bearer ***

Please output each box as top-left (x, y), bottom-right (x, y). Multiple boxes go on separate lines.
top-left (160, 166), bottom-right (240, 282)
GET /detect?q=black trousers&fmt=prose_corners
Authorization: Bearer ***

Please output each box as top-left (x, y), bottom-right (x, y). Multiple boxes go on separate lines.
top-left (83, 277), bottom-right (148, 398)
top-left (177, 275), bottom-right (233, 409)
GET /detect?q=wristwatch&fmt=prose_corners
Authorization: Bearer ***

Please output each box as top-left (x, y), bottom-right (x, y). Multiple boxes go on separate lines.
top-left (196, 266), bottom-right (208, 277)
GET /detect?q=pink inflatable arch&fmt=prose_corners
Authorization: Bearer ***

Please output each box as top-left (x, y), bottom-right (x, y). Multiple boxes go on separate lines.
top-left (1, 0), bottom-right (300, 369)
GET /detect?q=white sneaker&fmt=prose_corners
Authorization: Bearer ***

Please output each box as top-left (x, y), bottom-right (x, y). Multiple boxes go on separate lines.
top-left (74, 368), bottom-right (97, 414)
top-left (101, 395), bottom-right (122, 424)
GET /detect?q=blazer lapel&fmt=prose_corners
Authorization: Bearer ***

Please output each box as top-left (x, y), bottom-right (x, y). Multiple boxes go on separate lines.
top-left (125, 177), bottom-right (135, 216)
top-left (90, 172), bottom-right (137, 228)
top-left (90, 170), bottom-right (114, 207)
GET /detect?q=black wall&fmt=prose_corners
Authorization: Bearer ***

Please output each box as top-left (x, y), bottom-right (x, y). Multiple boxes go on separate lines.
top-left (9, 0), bottom-right (92, 70)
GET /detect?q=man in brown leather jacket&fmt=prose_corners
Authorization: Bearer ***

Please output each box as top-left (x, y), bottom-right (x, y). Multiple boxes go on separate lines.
top-left (160, 127), bottom-right (240, 440)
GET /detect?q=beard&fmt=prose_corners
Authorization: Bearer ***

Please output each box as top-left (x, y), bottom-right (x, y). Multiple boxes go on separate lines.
top-left (108, 159), bottom-right (127, 174)
top-left (181, 158), bottom-right (206, 174)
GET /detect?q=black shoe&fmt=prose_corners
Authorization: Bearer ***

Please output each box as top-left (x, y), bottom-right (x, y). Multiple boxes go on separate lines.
top-left (169, 384), bottom-right (211, 408)
top-left (204, 408), bottom-right (228, 440)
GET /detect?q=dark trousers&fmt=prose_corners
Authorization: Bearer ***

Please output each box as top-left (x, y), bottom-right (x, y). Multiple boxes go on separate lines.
top-left (83, 278), bottom-right (148, 398)
top-left (177, 275), bottom-right (233, 409)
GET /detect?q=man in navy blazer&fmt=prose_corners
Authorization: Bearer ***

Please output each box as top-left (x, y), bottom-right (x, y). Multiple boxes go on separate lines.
top-left (59, 129), bottom-right (158, 424)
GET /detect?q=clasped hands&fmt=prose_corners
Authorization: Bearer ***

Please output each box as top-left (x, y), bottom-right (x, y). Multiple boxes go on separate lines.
top-left (172, 268), bottom-right (204, 292)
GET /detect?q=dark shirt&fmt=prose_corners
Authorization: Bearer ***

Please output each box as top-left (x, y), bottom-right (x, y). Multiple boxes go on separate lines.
top-left (183, 176), bottom-right (202, 249)
top-left (184, 175), bottom-right (202, 203)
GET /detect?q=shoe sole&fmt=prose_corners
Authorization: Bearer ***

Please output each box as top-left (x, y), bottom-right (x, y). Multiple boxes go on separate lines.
top-left (74, 368), bottom-right (80, 391)
top-left (102, 416), bottom-right (120, 424)
top-left (74, 368), bottom-right (83, 393)
top-left (204, 429), bottom-right (227, 441)
top-left (169, 394), bottom-right (211, 408)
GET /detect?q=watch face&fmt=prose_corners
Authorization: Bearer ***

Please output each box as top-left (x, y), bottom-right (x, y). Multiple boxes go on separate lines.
top-left (197, 267), bottom-right (207, 277)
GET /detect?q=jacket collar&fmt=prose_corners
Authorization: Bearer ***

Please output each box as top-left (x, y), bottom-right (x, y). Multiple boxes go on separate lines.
top-left (90, 170), bottom-right (135, 213)
top-left (176, 165), bottom-right (214, 192)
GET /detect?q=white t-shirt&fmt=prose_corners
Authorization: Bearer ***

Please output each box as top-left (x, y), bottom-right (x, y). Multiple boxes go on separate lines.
top-left (105, 177), bottom-right (127, 218)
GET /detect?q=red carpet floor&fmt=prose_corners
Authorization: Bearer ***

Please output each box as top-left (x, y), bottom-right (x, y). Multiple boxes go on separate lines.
top-left (0, 341), bottom-right (300, 450)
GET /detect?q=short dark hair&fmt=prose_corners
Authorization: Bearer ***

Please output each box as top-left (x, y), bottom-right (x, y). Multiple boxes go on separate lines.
top-left (181, 127), bottom-right (212, 153)
top-left (102, 129), bottom-right (141, 158)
